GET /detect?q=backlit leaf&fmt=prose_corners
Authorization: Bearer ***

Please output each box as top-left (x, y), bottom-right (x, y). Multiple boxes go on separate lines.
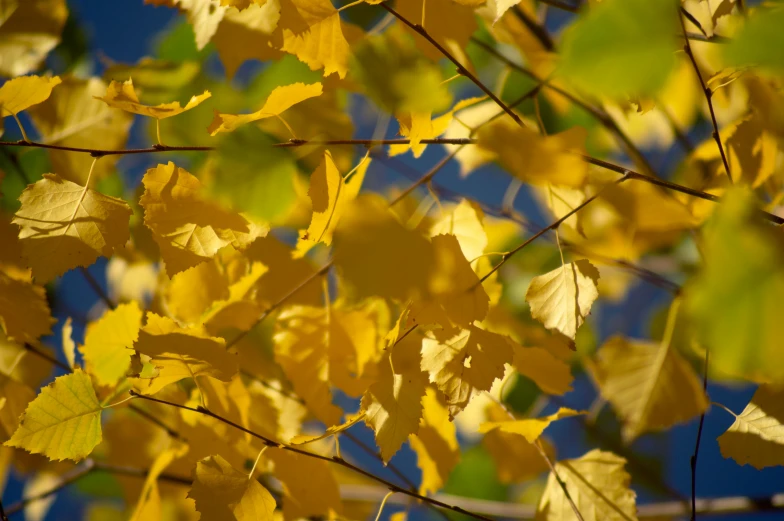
top-left (0, 75), bottom-right (60, 116)
top-left (479, 407), bottom-right (585, 443)
top-left (13, 174), bottom-right (132, 282)
top-left (95, 78), bottom-right (211, 119)
top-left (409, 387), bottom-right (460, 495)
top-left (718, 385), bottom-right (784, 469)
top-left (79, 302), bottom-right (143, 388)
top-left (526, 259), bottom-right (600, 341)
top-left (0, 271), bottom-right (53, 344)
top-left (5, 369), bottom-right (102, 462)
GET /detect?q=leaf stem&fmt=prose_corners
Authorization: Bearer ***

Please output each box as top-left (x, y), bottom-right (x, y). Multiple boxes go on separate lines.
top-left (690, 348), bottom-right (710, 521)
top-left (534, 439), bottom-right (586, 521)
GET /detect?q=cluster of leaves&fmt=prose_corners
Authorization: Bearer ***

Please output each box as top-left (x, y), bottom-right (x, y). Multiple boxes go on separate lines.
top-left (1, 0), bottom-right (784, 520)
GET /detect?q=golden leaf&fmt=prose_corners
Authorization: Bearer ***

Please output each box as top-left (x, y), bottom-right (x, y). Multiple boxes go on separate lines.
top-left (718, 385), bottom-right (784, 469)
top-left (95, 78), bottom-right (211, 119)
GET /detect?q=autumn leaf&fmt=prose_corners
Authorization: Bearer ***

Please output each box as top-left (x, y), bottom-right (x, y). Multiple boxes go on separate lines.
top-left (95, 78), bottom-right (211, 119)
top-left (429, 199), bottom-right (488, 263)
top-left (593, 335), bottom-right (708, 441)
top-left (13, 174), bottom-right (133, 283)
top-left (139, 162), bottom-right (268, 275)
top-left (409, 387), bottom-right (460, 495)
top-left (207, 82), bottom-right (322, 135)
top-left (79, 302), bottom-right (143, 388)
top-left (526, 259), bottom-right (600, 341)
top-left (479, 407), bottom-right (585, 443)
top-left (132, 312), bottom-right (237, 395)
top-left (5, 370), bottom-right (102, 462)
top-left (0, 271), bottom-right (54, 344)
top-left (512, 345), bottom-right (573, 396)
top-left (718, 385), bottom-right (784, 469)
top-left (129, 441), bottom-right (188, 521)
top-left (536, 449), bottom-right (638, 521)
top-left (361, 354), bottom-right (427, 461)
top-left (295, 151), bottom-right (367, 257)
top-left (189, 455), bottom-right (276, 521)
top-left (0, 75), bottom-right (61, 117)
top-left (266, 449), bottom-right (343, 519)
top-left (291, 412), bottom-right (366, 445)
top-left (0, 0), bottom-right (68, 77)
top-left (421, 325), bottom-right (513, 419)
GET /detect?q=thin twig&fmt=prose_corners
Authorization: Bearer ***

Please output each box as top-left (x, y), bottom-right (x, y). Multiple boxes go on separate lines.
top-left (380, 2), bottom-right (528, 129)
top-left (534, 440), bottom-right (585, 521)
top-left (0, 498), bottom-right (8, 521)
top-left (274, 138), bottom-right (475, 148)
top-left (467, 37), bottom-right (657, 177)
top-left (6, 460), bottom-right (96, 516)
top-left (512, 6), bottom-right (554, 51)
top-left (0, 140), bottom-right (213, 158)
top-left (79, 267), bottom-right (116, 310)
top-left (129, 391), bottom-right (497, 521)
top-left (691, 349), bottom-right (710, 521)
top-left (679, 10), bottom-right (733, 184)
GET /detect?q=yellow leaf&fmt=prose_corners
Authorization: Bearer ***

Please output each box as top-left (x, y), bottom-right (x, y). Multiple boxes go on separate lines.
top-left (189, 455), bottom-right (276, 521)
top-left (280, 0), bottom-right (351, 78)
top-left (600, 179), bottom-right (700, 232)
top-left (13, 174), bottom-right (133, 283)
top-left (594, 335), bottom-right (708, 442)
top-left (79, 302), bottom-right (143, 388)
top-left (0, 75), bottom-right (60, 116)
top-left (512, 345), bottom-right (573, 396)
top-left (273, 306), bottom-right (343, 426)
top-left (482, 402), bottom-right (553, 483)
top-left (132, 312), bottom-right (237, 395)
top-left (0, 271), bottom-right (54, 344)
top-left (129, 441), bottom-right (188, 521)
top-left (409, 387), bottom-right (459, 495)
top-left (28, 77), bottom-right (134, 184)
top-left (4, 369), bottom-right (102, 462)
top-left (213, 2), bottom-right (283, 79)
top-left (267, 449), bottom-right (343, 520)
top-left (536, 449), bottom-right (638, 521)
top-left (207, 82), bottom-right (322, 135)
top-left (61, 317), bottom-right (76, 370)
top-left (395, 0), bottom-right (477, 63)
top-left (333, 194), bottom-right (434, 301)
top-left (478, 121), bottom-right (588, 187)
top-left (139, 162), bottom-right (268, 275)
top-left (203, 262), bottom-right (269, 335)
top-left (525, 259), bottom-right (600, 341)
top-left (429, 200), bottom-right (487, 264)
top-left (421, 325), bottom-right (514, 419)
top-left (291, 412), bottom-right (366, 445)
top-left (718, 384), bottom-right (784, 469)
top-left (479, 407), bottom-right (585, 442)
top-left (295, 151), bottom-right (366, 257)
top-left (95, 78), bottom-right (211, 119)
top-left (165, 260), bottom-right (230, 325)
top-left (0, 0), bottom-right (68, 77)
top-left (361, 355), bottom-right (427, 461)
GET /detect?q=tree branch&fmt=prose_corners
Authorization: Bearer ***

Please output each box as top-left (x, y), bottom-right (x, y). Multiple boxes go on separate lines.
top-left (129, 391), bottom-right (498, 521)
top-left (379, 2), bottom-right (528, 129)
top-left (274, 138), bottom-right (475, 148)
top-left (679, 9), bottom-right (733, 184)
top-left (691, 349), bottom-right (710, 521)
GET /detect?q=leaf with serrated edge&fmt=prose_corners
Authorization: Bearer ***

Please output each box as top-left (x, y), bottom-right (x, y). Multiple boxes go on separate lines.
top-left (718, 385), bottom-right (784, 469)
top-left (5, 370), bottom-right (102, 462)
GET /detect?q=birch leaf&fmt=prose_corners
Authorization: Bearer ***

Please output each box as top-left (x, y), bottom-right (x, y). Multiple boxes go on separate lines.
top-left (718, 385), bottom-right (784, 469)
top-left (0, 271), bottom-right (54, 344)
top-left (95, 78), bottom-right (211, 119)
top-left (479, 407), bottom-right (585, 443)
top-left (79, 302), bottom-right (143, 388)
top-left (13, 174), bottom-right (133, 283)
top-left (0, 75), bottom-right (60, 115)
top-left (526, 259), bottom-right (600, 341)
top-left (208, 82), bottom-right (322, 135)
top-left (189, 455), bottom-right (277, 521)
top-left (361, 354), bottom-right (427, 462)
top-left (409, 387), bottom-right (460, 495)
top-left (139, 162), bottom-right (267, 275)
top-left (594, 335), bottom-right (708, 441)
top-left (536, 449), bottom-right (638, 521)
top-left (4, 369), bottom-right (102, 462)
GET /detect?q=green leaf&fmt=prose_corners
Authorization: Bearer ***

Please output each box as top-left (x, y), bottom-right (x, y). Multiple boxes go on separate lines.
top-left (556, 0), bottom-right (678, 98)
top-left (723, 6), bottom-right (784, 74)
top-left (685, 187), bottom-right (784, 383)
top-left (5, 369), bottom-right (103, 461)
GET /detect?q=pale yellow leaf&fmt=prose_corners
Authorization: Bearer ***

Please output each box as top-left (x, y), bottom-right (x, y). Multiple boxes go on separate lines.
top-left (594, 335), bottom-right (708, 441)
top-left (4, 370), bottom-right (102, 462)
top-left (718, 385), bottom-right (784, 469)
top-left (361, 355), bottom-right (426, 461)
top-left (79, 302), bottom-right (143, 388)
top-left (267, 449), bottom-right (343, 519)
top-left (513, 345), bottom-right (573, 395)
top-left (525, 259), bottom-right (600, 340)
top-left (95, 78), bottom-right (211, 119)
top-left (208, 82), bottom-right (322, 135)
top-left (429, 199), bottom-right (487, 263)
top-left (479, 407), bottom-right (585, 443)
top-left (139, 162), bottom-right (268, 275)
top-left (189, 454), bottom-right (276, 521)
top-left (0, 0), bottom-right (68, 77)
top-left (291, 412), bottom-right (366, 445)
top-left (536, 449), bottom-right (638, 521)
top-left (0, 75), bottom-right (60, 115)
top-left (13, 174), bottom-right (132, 283)
top-left (409, 387), bottom-right (459, 495)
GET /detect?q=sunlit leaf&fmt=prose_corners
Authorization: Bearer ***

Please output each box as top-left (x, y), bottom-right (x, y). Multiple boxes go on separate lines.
top-left (718, 384), bottom-right (784, 469)
top-left (95, 78), bottom-right (211, 119)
